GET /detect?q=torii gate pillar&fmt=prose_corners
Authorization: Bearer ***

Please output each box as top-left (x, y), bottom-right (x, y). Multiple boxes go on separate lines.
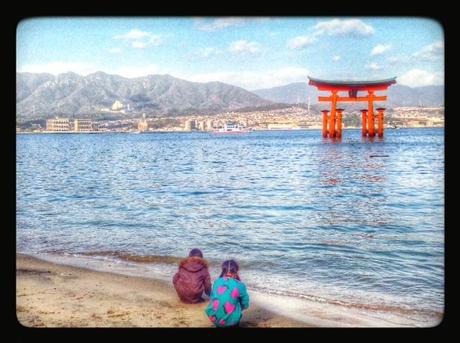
top-left (321, 110), bottom-right (329, 137)
top-left (360, 109), bottom-right (368, 137)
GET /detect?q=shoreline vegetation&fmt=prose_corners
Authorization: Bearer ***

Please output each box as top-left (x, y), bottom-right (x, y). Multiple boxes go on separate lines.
top-left (16, 253), bottom-right (310, 328)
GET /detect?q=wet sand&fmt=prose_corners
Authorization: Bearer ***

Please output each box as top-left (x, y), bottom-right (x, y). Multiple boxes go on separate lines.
top-left (16, 253), bottom-right (311, 328)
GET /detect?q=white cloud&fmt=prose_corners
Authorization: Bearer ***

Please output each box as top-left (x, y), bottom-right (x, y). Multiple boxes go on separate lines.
top-left (108, 47), bottom-right (122, 54)
top-left (365, 63), bottom-right (383, 70)
top-left (199, 47), bottom-right (221, 58)
top-left (398, 69), bottom-right (444, 87)
top-left (229, 40), bottom-right (260, 54)
top-left (269, 67), bottom-right (310, 85)
top-left (148, 35), bottom-right (162, 46)
top-left (371, 44), bottom-right (391, 56)
top-left (113, 29), bottom-right (162, 49)
top-left (387, 56), bottom-right (404, 64)
top-left (397, 69), bottom-right (444, 87)
top-left (114, 29), bottom-right (151, 40)
top-left (132, 41), bottom-right (147, 49)
top-left (287, 19), bottom-right (373, 53)
top-left (18, 62), bottom-right (98, 75)
top-left (413, 41), bottom-right (444, 61)
top-left (287, 36), bottom-right (317, 50)
top-left (194, 17), bottom-right (246, 31)
top-left (314, 19), bottom-right (375, 37)
top-left (385, 41), bottom-right (443, 67)
top-left (194, 17), bottom-right (270, 31)
top-left (182, 66), bottom-right (310, 90)
top-left (333, 55), bottom-right (341, 61)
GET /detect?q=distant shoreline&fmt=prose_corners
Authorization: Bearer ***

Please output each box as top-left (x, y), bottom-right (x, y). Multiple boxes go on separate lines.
top-left (16, 126), bottom-right (444, 135)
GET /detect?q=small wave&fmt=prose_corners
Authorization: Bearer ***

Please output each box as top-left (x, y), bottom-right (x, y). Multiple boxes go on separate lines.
top-left (233, 204), bottom-right (313, 211)
top-left (250, 285), bottom-right (443, 321)
top-left (172, 190), bottom-right (220, 196)
top-left (75, 251), bottom-right (184, 265)
top-left (42, 249), bottom-right (278, 269)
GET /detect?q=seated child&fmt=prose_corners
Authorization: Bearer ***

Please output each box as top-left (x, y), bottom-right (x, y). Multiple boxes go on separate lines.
top-left (173, 248), bottom-right (212, 304)
top-left (205, 259), bottom-right (249, 327)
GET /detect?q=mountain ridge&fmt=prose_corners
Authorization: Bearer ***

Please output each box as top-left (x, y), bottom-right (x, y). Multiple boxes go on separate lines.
top-left (17, 72), bottom-right (444, 120)
top-left (16, 71), bottom-right (272, 118)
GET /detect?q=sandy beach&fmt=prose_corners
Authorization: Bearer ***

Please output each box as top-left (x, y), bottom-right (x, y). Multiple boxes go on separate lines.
top-left (16, 253), bottom-right (310, 328)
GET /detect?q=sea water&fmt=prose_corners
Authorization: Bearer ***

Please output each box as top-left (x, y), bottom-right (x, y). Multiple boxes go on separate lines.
top-left (16, 128), bottom-right (444, 326)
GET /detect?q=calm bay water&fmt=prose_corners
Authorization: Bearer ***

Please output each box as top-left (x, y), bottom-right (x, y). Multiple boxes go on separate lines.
top-left (16, 128), bottom-right (444, 325)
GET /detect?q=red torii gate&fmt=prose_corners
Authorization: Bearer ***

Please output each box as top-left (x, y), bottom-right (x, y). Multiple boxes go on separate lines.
top-left (308, 77), bottom-right (396, 138)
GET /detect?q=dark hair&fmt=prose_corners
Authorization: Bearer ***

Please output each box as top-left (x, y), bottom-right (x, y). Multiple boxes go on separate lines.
top-left (220, 259), bottom-right (239, 278)
top-left (189, 248), bottom-right (203, 258)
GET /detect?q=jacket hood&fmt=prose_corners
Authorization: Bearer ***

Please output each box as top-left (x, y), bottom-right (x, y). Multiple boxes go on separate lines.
top-left (179, 256), bottom-right (209, 273)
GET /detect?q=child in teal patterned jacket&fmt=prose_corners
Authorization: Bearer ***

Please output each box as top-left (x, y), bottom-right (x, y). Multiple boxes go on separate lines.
top-left (205, 259), bottom-right (249, 328)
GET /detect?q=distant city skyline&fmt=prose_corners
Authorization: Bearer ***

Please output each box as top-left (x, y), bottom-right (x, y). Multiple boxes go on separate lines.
top-left (17, 17), bottom-right (444, 90)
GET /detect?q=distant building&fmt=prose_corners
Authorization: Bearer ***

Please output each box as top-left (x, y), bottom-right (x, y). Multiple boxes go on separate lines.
top-left (185, 119), bottom-right (196, 131)
top-left (46, 118), bottom-right (97, 132)
top-left (198, 120), bottom-right (207, 131)
top-left (138, 119), bottom-right (148, 132)
top-left (46, 118), bottom-right (71, 131)
top-left (112, 100), bottom-right (124, 111)
top-left (138, 113), bottom-right (148, 132)
top-left (74, 119), bottom-right (93, 131)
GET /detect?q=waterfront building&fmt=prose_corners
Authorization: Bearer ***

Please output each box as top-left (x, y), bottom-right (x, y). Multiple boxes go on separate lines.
top-left (184, 119), bottom-right (196, 131)
top-left (199, 120), bottom-right (207, 131)
top-left (74, 119), bottom-right (93, 131)
top-left (138, 114), bottom-right (148, 132)
top-left (46, 118), bottom-right (71, 131)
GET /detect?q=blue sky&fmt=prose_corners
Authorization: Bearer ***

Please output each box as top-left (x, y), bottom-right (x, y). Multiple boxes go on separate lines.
top-left (17, 17), bottom-right (444, 90)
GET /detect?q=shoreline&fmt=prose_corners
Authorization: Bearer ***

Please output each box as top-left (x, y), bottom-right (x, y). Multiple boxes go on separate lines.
top-left (16, 253), bottom-right (311, 328)
top-left (16, 253), bottom-right (440, 328)
top-left (16, 126), bottom-right (444, 134)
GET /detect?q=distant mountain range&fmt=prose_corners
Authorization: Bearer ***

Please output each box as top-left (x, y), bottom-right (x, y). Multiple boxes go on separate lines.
top-left (16, 72), bottom-right (272, 119)
top-left (17, 72), bottom-right (444, 120)
top-left (253, 82), bottom-right (444, 108)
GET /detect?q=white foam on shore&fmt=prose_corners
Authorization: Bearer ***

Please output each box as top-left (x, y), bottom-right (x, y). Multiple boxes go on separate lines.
top-left (22, 252), bottom-right (441, 327)
top-left (24, 252), bottom-right (176, 283)
top-left (249, 290), bottom-right (428, 327)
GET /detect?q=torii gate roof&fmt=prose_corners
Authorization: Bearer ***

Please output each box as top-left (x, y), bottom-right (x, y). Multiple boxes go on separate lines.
top-left (308, 76), bottom-right (397, 91)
